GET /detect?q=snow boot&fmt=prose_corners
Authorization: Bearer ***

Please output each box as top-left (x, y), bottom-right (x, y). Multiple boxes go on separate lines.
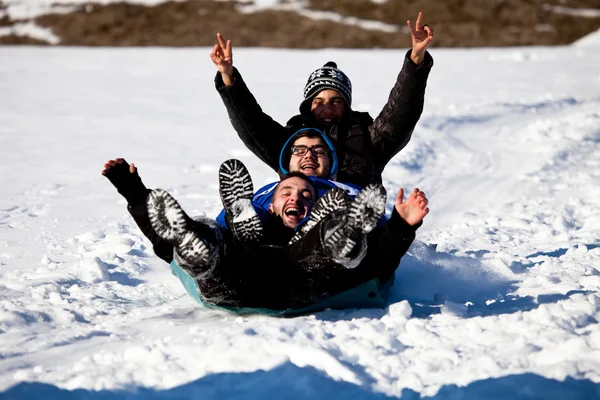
top-left (322, 183), bottom-right (387, 268)
top-left (289, 188), bottom-right (350, 245)
top-left (147, 189), bottom-right (217, 275)
top-left (219, 159), bottom-right (263, 245)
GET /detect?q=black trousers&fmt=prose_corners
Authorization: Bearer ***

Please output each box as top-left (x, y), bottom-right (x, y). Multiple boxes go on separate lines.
top-left (129, 203), bottom-right (416, 310)
top-left (186, 210), bottom-right (416, 310)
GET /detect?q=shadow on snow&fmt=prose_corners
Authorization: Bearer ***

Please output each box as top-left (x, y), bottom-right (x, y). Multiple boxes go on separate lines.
top-left (2, 365), bottom-right (599, 400)
top-left (385, 241), bottom-right (594, 319)
top-left (525, 243), bottom-right (600, 260)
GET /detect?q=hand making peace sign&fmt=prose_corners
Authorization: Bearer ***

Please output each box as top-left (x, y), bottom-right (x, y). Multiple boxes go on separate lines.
top-left (209, 32), bottom-right (234, 85)
top-left (407, 12), bottom-right (434, 65)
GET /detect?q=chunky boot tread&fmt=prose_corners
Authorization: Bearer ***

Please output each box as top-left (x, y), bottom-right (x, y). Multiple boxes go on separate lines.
top-left (219, 159), bottom-right (263, 245)
top-left (147, 188), bottom-right (211, 266)
top-left (289, 188), bottom-right (350, 244)
top-left (323, 183), bottom-right (386, 261)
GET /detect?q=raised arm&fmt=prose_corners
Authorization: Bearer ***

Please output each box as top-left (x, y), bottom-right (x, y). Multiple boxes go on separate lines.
top-left (102, 158), bottom-right (174, 263)
top-left (364, 187), bottom-right (429, 282)
top-left (370, 12), bottom-right (434, 167)
top-left (210, 33), bottom-right (291, 171)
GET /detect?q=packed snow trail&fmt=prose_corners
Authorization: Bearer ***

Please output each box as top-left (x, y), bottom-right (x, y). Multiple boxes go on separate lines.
top-left (1, 45), bottom-right (599, 398)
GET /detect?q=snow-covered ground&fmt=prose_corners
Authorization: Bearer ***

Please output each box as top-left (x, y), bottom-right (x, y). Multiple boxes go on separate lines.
top-left (1, 41), bottom-right (600, 398)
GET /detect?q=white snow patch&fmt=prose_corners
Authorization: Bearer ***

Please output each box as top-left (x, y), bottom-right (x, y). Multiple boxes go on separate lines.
top-left (573, 28), bottom-right (600, 47)
top-left (543, 4), bottom-right (600, 18)
top-left (0, 45), bottom-right (599, 398)
top-left (238, 2), bottom-right (402, 33)
top-left (0, 21), bottom-right (60, 44)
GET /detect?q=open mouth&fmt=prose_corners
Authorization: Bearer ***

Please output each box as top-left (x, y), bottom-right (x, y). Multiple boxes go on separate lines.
top-left (284, 208), bottom-right (300, 217)
top-left (320, 117), bottom-right (337, 124)
top-left (284, 207), bottom-right (305, 220)
top-left (300, 163), bottom-right (318, 173)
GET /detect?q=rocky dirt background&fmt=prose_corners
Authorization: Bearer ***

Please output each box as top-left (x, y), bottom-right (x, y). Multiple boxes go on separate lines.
top-left (1, 0), bottom-right (600, 47)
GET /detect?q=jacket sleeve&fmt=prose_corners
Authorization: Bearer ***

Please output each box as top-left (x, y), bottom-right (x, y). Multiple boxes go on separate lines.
top-left (127, 202), bottom-right (174, 264)
top-left (215, 68), bottom-right (292, 171)
top-left (366, 208), bottom-right (422, 283)
top-left (369, 50), bottom-right (434, 166)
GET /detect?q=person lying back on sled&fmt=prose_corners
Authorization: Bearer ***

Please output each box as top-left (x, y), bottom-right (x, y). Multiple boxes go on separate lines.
top-left (210, 12), bottom-right (434, 187)
top-left (214, 127), bottom-right (363, 231)
top-left (102, 159), bottom-right (428, 311)
top-left (102, 127), bottom-right (347, 264)
top-left (102, 127), bottom-right (427, 310)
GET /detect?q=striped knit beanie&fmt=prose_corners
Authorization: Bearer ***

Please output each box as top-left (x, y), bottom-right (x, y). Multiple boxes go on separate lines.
top-left (302, 61), bottom-right (352, 108)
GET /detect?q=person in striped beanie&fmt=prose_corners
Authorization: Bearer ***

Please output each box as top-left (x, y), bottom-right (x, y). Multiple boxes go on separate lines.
top-left (211, 12), bottom-right (434, 187)
top-left (299, 61), bottom-right (352, 126)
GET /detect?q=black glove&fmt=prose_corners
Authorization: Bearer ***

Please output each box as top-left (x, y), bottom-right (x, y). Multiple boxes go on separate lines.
top-left (103, 160), bottom-right (149, 206)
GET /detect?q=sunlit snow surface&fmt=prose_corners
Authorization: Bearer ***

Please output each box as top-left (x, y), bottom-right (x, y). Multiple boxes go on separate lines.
top-left (1, 44), bottom-right (600, 398)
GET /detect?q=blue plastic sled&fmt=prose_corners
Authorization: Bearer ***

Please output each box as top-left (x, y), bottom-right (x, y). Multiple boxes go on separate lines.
top-left (169, 260), bottom-right (391, 316)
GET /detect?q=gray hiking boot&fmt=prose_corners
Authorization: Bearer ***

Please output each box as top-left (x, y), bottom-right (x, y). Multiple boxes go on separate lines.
top-left (289, 188), bottom-right (350, 245)
top-left (322, 183), bottom-right (387, 268)
top-left (147, 189), bottom-right (215, 272)
top-left (219, 159), bottom-right (263, 245)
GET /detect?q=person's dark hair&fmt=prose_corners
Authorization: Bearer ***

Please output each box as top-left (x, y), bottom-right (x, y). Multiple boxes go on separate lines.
top-left (292, 129), bottom-right (322, 142)
top-left (289, 129), bottom-right (334, 167)
top-left (274, 171), bottom-right (318, 199)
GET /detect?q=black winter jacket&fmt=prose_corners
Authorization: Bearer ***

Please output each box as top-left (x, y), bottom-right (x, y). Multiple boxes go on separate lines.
top-left (215, 50), bottom-right (433, 187)
top-left (128, 199), bottom-right (419, 310)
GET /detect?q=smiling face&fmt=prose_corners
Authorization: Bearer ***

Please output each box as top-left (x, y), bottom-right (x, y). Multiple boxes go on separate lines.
top-left (310, 89), bottom-right (345, 126)
top-left (289, 136), bottom-right (331, 178)
top-left (268, 176), bottom-right (316, 228)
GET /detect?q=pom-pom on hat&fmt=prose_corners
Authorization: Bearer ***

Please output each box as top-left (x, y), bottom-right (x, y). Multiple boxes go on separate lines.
top-left (300, 61), bottom-right (352, 115)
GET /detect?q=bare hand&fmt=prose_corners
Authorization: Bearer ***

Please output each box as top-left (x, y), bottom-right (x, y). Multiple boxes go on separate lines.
top-left (209, 33), bottom-right (234, 85)
top-left (395, 188), bottom-right (429, 226)
top-left (407, 12), bottom-right (433, 65)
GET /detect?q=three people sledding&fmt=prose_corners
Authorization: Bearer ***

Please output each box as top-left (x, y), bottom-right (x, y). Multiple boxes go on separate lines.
top-left (103, 11), bottom-right (434, 313)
